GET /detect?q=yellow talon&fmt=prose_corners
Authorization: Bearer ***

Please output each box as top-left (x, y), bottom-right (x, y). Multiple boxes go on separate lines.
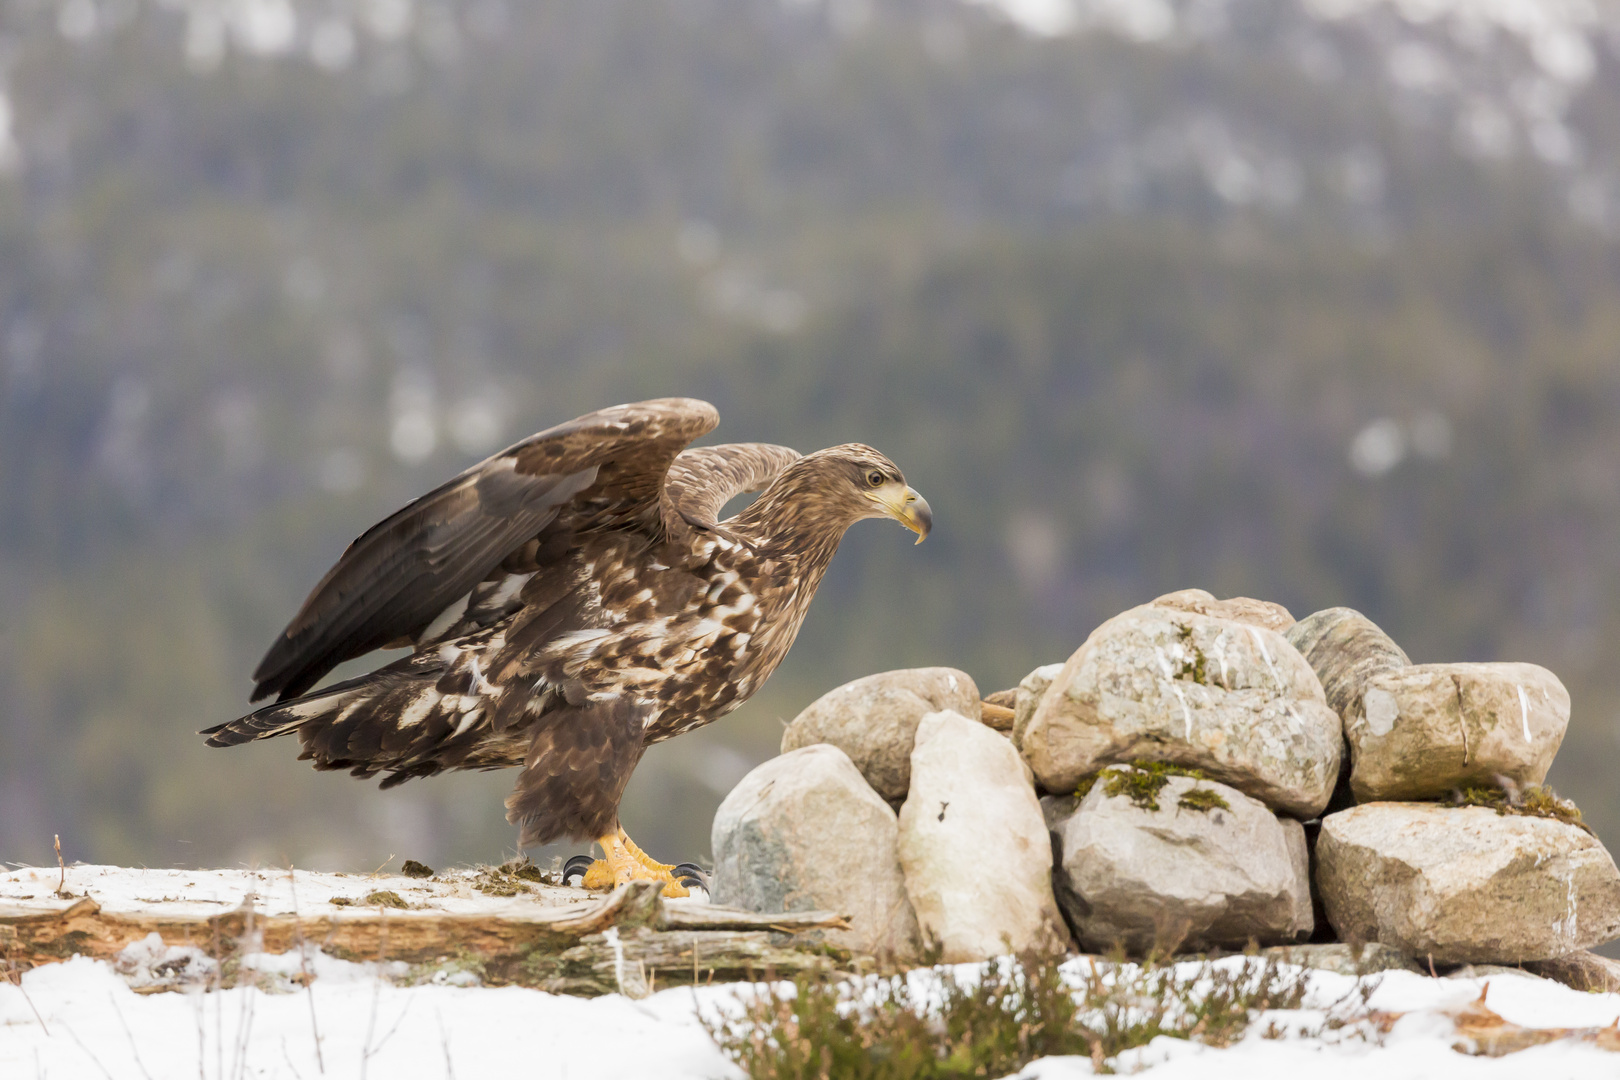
top-left (577, 827), bottom-right (689, 898)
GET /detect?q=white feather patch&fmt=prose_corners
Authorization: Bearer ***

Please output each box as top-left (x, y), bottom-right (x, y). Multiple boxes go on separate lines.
top-left (549, 628), bottom-right (612, 652)
top-left (396, 691), bottom-right (443, 728)
top-left (419, 592), bottom-right (472, 643)
top-left (451, 706), bottom-right (484, 737)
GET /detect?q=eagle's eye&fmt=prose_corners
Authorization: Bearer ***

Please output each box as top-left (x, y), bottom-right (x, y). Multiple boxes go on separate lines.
top-left (867, 471), bottom-right (885, 487)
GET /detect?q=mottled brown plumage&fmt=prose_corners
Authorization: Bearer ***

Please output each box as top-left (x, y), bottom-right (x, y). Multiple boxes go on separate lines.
top-left (203, 398), bottom-right (931, 849)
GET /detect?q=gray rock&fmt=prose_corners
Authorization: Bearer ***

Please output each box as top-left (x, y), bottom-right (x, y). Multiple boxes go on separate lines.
top-left (1052, 772), bottom-right (1314, 953)
top-left (1282, 817), bottom-right (1313, 935)
top-left (1346, 663), bottom-right (1568, 801)
top-left (1258, 942), bottom-right (1424, 976)
top-left (1039, 793), bottom-right (1081, 834)
top-left (781, 668), bottom-right (980, 801)
top-left (1525, 950), bottom-right (1620, 993)
top-left (1285, 607), bottom-right (1410, 721)
top-left (1011, 663), bottom-right (1064, 753)
top-left (710, 744), bottom-right (921, 960)
top-left (897, 711), bottom-right (1069, 962)
top-left (1019, 600), bottom-right (1342, 817)
top-left (1287, 607), bottom-right (1569, 802)
top-left (1444, 964), bottom-right (1546, 981)
top-left (1316, 803), bottom-right (1620, 964)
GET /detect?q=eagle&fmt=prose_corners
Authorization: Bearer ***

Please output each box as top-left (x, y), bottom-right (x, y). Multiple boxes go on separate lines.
top-left (202, 398), bottom-right (931, 896)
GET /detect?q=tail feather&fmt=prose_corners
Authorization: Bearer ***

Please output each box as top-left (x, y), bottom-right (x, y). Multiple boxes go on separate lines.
top-left (204, 650), bottom-right (523, 784)
top-left (201, 677), bottom-right (371, 747)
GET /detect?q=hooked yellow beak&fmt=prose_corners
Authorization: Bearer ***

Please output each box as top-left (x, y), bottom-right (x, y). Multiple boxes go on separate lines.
top-left (875, 485), bottom-right (932, 544)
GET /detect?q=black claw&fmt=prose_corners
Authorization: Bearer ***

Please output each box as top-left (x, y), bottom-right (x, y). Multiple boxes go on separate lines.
top-left (673, 862), bottom-right (710, 891)
top-left (563, 854), bottom-right (594, 885)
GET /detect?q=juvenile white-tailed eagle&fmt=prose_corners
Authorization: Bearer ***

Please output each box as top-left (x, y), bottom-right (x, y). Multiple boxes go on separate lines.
top-left (203, 399), bottom-right (931, 895)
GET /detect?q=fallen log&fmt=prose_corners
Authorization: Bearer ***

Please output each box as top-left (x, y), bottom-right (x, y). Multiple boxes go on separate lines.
top-left (0, 864), bottom-right (850, 996)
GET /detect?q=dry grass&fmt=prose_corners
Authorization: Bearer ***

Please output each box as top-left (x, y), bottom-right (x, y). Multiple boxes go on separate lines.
top-left (704, 950), bottom-right (1309, 1078)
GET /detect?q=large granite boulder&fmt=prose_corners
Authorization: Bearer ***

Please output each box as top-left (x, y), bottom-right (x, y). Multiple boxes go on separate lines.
top-left (1051, 769), bottom-right (1313, 953)
top-left (1288, 608), bottom-right (1569, 801)
top-left (710, 744), bottom-right (921, 960)
top-left (780, 667), bottom-right (980, 801)
top-left (1315, 803), bottom-right (1620, 964)
top-left (1017, 595), bottom-right (1341, 817)
top-left (897, 711), bottom-right (1069, 962)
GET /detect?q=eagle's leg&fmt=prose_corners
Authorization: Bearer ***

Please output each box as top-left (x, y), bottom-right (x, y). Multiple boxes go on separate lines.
top-left (578, 826), bottom-right (689, 898)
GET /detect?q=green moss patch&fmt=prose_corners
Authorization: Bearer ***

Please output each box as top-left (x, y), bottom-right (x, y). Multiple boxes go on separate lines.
top-left (1092, 760), bottom-right (1212, 812)
top-left (705, 950), bottom-right (1308, 1079)
top-left (1176, 787), bottom-right (1231, 814)
top-left (1448, 784), bottom-right (1592, 834)
top-left (1174, 624), bottom-right (1212, 685)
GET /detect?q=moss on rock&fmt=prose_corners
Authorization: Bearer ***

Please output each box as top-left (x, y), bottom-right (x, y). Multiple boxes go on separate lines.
top-left (1448, 784), bottom-right (1591, 834)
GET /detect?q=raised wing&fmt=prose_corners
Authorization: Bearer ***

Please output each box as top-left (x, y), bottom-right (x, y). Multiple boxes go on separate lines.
top-left (659, 442), bottom-right (800, 546)
top-left (251, 398), bottom-right (718, 702)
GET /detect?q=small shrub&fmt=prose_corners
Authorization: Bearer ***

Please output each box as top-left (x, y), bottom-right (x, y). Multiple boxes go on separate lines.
top-left (704, 951), bottom-right (1308, 1079)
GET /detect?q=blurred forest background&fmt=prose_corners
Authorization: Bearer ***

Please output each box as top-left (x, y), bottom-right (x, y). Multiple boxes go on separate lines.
top-left (4, 0), bottom-right (1620, 875)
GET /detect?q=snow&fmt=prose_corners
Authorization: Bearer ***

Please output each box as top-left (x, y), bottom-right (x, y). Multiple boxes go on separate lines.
top-left (7, 947), bottom-right (1620, 1078)
top-left (2, 954), bottom-right (745, 1079)
top-left (0, 862), bottom-right (608, 920)
top-left (5, 866), bottom-right (1619, 1077)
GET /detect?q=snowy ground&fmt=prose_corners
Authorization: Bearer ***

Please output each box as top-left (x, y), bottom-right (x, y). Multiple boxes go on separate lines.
top-left (5, 865), bottom-right (1619, 1077)
top-left (6, 949), bottom-right (1620, 1079)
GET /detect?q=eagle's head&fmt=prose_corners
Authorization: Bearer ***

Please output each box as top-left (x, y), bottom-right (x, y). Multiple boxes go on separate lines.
top-left (743, 443), bottom-right (931, 548)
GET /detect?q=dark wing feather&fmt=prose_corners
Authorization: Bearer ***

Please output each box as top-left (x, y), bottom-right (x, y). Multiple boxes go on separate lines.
top-left (660, 442), bottom-right (800, 546)
top-left (251, 398), bottom-right (718, 702)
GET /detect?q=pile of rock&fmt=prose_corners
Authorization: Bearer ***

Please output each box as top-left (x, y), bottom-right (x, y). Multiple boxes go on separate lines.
top-left (711, 668), bottom-right (1067, 963)
top-left (709, 589), bottom-right (1620, 973)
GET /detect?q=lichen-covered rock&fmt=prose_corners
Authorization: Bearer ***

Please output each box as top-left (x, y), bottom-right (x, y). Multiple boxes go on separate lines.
top-left (897, 711), bottom-right (1069, 962)
top-left (1150, 588), bottom-right (1296, 633)
top-left (1018, 600), bottom-right (1341, 817)
top-left (1285, 607), bottom-right (1410, 720)
top-left (1051, 771), bottom-right (1313, 953)
top-left (1316, 803), bottom-right (1620, 964)
top-left (780, 668), bottom-right (980, 801)
top-left (1348, 663), bottom-right (1568, 801)
top-left (1287, 608), bottom-right (1569, 801)
top-left (710, 744), bottom-right (921, 960)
